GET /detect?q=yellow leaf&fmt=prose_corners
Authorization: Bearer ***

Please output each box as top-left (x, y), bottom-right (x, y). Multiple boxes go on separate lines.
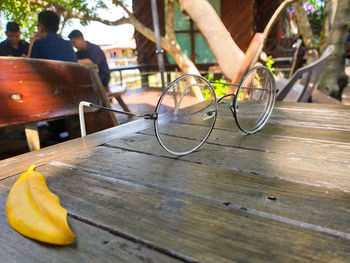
top-left (6, 165), bottom-right (75, 245)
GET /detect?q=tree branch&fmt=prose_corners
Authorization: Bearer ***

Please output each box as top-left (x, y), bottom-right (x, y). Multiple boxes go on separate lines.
top-left (250, 0), bottom-right (297, 67)
top-left (73, 15), bottom-right (131, 26)
top-left (112, 0), bottom-right (132, 16)
top-left (293, 0), bottom-right (319, 64)
top-left (112, 0), bottom-right (169, 49)
top-left (164, 0), bottom-right (175, 40)
top-left (29, 0), bottom-right (169, 53)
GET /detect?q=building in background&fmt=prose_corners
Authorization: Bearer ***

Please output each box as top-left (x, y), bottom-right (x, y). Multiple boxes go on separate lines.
top-left (100, 38), bottom-right (137, 68)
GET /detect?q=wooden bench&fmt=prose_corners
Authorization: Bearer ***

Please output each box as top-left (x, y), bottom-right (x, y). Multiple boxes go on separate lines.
top-left (0, 57), bottom-right (118, 152)
top-left (276, 45), bottom-right (334, 102)
top-left (107, 84), bottom-right (130, 112)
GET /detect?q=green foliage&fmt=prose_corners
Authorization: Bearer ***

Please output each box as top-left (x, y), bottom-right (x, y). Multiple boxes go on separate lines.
top-left (204, 73), bottom-right (229, 100)
top-left (265, 56), bottom-right (278, 79)
top-left (266, 56), bottom-right (275, 72)
top-left (0, 0), bottom-right (40, 40)
top-left (0, 0), bottom-right (110, 40)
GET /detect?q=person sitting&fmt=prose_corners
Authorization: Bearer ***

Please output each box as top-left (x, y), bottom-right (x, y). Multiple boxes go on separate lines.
top-left (68, 29), bottom-right (130, 112)
top-left (68, 29), bottom-right (109, 88)
top-left (0, 21), bottom-right (29, 57)
top-left (30, 10), bottom-right (77, 145)
top-left (30, 10), bottom-right (76, 62)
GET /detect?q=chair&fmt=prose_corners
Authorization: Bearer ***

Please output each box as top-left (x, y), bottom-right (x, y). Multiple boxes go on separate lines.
top-left (0, 57), bottom-right (118, 151)
top-left (272, 39), bottom-right (303, 78)
top-left (276, 45), bottom-right (334, 102)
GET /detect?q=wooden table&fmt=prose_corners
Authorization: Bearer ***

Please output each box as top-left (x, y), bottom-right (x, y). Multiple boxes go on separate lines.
top-left (1, 102), bottom-right (350, 262)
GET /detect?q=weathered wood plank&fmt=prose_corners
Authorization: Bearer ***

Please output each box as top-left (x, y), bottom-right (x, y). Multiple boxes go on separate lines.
top-left (141, 121), bottom-right (350, 163)
top-left (174, 102), bottom-right (350, 132)
top-left (45, 146), bottom-right (350, 233)
top-left (0, 118), bottom-right (152, 180)
top-left (218, 102), bottom-right (350, 131)
top-left (268, 109), bottom-right (350, 130)
top-left (209, 119), bottom-right (350, 143)
top-left (0, 192), bottom-right (180, 263)
top-left (24, 123), bottom-right (40, 151)
top-left (260, 123), bottom-right (350, 143)
top-left (1, 102), bottom-right (349, 180)
top-left (105, 133), bottom-right (350, 190)
top-left (159, 102), bottom-right (350, 145)
top-left (275, 101), bottom-right (350, 111)
top-left (2, 165), bottom-right (350, 263)
top-left (1, 102), bottom-right (349, 262)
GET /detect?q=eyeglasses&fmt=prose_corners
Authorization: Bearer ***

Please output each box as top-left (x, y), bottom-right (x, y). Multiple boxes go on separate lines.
top-left (79, 65), bottom-right (276, 155)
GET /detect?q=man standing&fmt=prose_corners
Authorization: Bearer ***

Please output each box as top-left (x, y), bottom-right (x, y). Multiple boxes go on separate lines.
top-left (68, 30), bottom-right (110, 88)
top-left (30, 10), bottom-right (76, 62)
top-left (0, 22), bottom-right (29, 57)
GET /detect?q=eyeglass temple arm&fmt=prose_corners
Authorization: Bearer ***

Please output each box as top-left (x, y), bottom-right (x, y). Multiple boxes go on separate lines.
top-left (79, 101), bottom-right (157, 137)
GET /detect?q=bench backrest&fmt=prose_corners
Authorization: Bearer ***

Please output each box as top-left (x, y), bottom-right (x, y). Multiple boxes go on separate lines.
top-left (276, 45), bottom-right (334, 102)
top-left (0, 57), bottom-right (115, 127)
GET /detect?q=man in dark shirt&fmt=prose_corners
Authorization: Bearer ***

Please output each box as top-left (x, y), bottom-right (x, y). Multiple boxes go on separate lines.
top-left (0, 22), bottom-right (29, 57)
top-left (68, 30), bottom-right (110, 87)
top-left (30, 10), bottom-right (76, 62)
top-left (30, 10), bottom-right (77, 144)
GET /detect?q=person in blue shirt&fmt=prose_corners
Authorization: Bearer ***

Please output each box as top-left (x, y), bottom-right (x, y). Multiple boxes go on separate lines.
top-left (30, 10), bottom-right (76, 62)
top-left (68, 30), bottom-right (110, 87)
top-left (30, 10), bottom-right (77, 145)
top-left (0, 22), bottom-right (29, 57)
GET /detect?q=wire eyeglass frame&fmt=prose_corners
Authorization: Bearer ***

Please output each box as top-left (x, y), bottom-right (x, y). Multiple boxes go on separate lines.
top-left (79, 65), bottom-right (277, 156)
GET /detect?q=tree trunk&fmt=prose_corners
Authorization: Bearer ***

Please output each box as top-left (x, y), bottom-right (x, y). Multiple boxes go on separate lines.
top-left (179, 0), bottom-right (245, 81)
top-left (163, 0), bottom-right (200, 76)
top-left (321, 0), bottom-right (338, 50)
top-left (282, 9), bottom-right (293, 38)
top-left (321, 0), bottom-right (330, 48)
top-left (293, 0), bottom-right (319, 64)
top-left (318, 0), bottom-right (350, 99)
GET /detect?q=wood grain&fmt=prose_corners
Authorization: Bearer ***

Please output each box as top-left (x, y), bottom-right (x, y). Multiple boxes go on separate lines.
top-left (0, 102), bottom-right (350, 262)
top-left (0, 193), bottom-right (180, 263)
top-left (218, 102), bottom-right (350, 131)
top-left (0, 118), bottom-right (152, 180)
top-left (0, 57), bottom-right (101, 126)
top-left (141, 122), bottom-right (350, 163)
top-left (44, 145), bottom-right (350, 234)
top-left (105, 132), bottom-right (350, 191)
top-left (2, 165), bottom-right (350, 262)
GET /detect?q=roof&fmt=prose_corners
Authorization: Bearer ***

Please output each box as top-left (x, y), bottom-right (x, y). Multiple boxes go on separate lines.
top-left (100, 39), bottom-right (136, 50)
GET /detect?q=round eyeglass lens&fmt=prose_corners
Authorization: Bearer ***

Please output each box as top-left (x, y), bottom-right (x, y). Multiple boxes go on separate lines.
top-left (234, 66), bottom-right (276, 134)
top-left (155, 74), bottom-right (217, 155)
